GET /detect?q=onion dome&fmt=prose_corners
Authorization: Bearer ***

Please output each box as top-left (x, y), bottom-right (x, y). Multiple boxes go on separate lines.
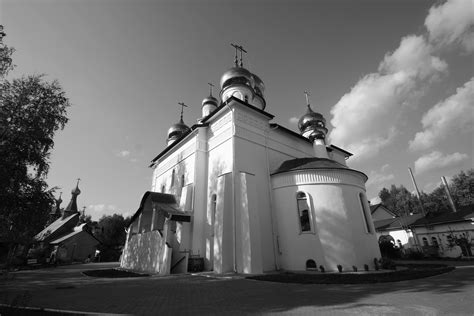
top-left (220, 66), bottom-right (254, 90)
top-left (298, 105), bottom-right (328, 141)
top-left (71, 182), bottom-right (81, 196)
top-left (167, 118), bottom-right (191, 144)
top-left (202, 95), bottom-right (218, 107)
top-left (252, 73), bottom-right (265, 97)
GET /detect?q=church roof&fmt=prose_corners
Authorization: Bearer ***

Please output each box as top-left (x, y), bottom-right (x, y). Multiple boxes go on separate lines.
top-left (370, 203), bottom-right (398, 217)
top-left (35, 213), bottom-right (79, 242)
top-left (150, 96), bottom-right (273, 167)
top-left (129, 191), bottom-right (185, 226)
top-left (272, 157), bottom-right (363, 176)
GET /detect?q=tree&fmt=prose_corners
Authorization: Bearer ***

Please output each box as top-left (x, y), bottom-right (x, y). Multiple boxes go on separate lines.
top-left (95, 214), bottom-right (130, 261)
top-left (378, 184), bottom-right (419, 216)
top-left (0, 26), bottom-right (70, 252)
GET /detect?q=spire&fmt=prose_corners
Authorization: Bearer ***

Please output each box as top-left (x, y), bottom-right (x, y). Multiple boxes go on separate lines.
top-left (177, 102), bottom-right (188, 123)
top-left (230, 43), bottom-right (247, 67)
top-left (304, 91), bottom-right (311, 108)
top-left (208, 82), bottom-right (215, 97)
top-left (63, 179), bottom-right (81, 218)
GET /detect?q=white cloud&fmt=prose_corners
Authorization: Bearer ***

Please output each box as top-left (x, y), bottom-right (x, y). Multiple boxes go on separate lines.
top-left (117, 150), bottom-right (131, 158)
top-left (87, 204), bottom-right (123, 220)
top-left (329, 35), bottom-right (447, 160)
top-left (425, 0), bottom-right (474, 52)
top-left (379, 35), bottom-right (447, 80)
top-left (409, 77), bottom-right (474, 151)
top-left (370, 196), bottom-right (382, 205)
top-left (414, 151), bottom-right (469, 174)
top-left (366, 166), bottom-right (395, 188)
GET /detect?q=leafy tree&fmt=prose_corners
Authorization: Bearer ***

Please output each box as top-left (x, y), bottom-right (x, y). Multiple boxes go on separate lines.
top-left (379, 169), bottom-right (474, 216)
top-left (378, 185), bottom-right (419, 216)
top-left (0, 26), bottom-right (70, 253)
top-left (95, 214), bottom-right (130, 261)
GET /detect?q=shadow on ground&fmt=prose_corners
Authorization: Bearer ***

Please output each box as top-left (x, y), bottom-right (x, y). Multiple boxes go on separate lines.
top-left (0, 263), bottom-right (473, 315)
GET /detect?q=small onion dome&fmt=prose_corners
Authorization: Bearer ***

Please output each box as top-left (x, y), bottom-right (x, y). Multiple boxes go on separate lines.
top-left (202, 95), bottom-right (218, 107)
top-left (252, 73), bottom-right (265, 97)
top-left (167, 118), bottom-right (191, 143)
top-left (220, 66), bottom-right (254, 90)
top-left (298, 105), bottom-right (328, 141)
top-left (71, 184), bottom-right (81, 196)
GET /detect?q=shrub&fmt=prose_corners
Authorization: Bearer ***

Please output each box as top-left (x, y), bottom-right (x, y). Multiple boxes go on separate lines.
top-left (352, 265), bottom-right (358, 272)
top-left (319, 265), bottom-right (325, 273)
top-left (364, 264), bottom-right (369, 271)
top-left (337, 264), bottom-right (343, 272)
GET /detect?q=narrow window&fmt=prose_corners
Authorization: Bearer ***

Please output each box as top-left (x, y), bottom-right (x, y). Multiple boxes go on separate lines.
top-left (431, 237), bottom-right (439, 247)
top-left (296, 192), bottom-right (311, 232)
top-left (359, 193), bottom-right (372, 233)
top-left (181, 174), bottom-right (185, 188)
top-left (161, 185), bottom-right (165, 193)
top-left (171, 169), bottom-right (175, 187)
top-left (422, 237), bottom-right (429, 246)
top-left (211, 194), bottom-right (217, 233)
top-left (244, 95), bottom-right (249, 103)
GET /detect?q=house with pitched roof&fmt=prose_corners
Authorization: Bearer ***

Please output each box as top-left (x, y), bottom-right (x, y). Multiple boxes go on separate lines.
top-left (33, 181), bottom-right (99, 263)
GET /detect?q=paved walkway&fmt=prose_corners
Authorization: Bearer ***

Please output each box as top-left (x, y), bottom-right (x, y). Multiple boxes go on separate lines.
top-left (1, 262), bottom-right (474, 315)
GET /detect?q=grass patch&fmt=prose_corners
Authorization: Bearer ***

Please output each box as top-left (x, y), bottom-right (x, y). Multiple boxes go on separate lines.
top-left (247, 265), bottom-right (454, 284)
top-left (83, 268), bottom-right (149, 278)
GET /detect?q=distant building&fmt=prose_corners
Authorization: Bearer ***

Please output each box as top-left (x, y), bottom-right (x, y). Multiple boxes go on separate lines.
top-left (373, 204), bottom-right (474, 258)
top-left (33, 181), bottom-right (99, 264)
top-left (121, 51), bottom-right (381, 274)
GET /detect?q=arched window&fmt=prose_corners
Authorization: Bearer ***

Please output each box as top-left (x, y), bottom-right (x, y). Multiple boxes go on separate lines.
top-left (422, 237), bottom-right (429, 246)
top-left (359, 193), bottom-right (372, 233)
top-left (171, 169), bottom-right (175, 187)
top-left (306, 259), bottom-right (317, 270)
top-left (296, 192), bottom-right (312, 232)
top-left (431, 237), bottom-right (439, 247)
top-left (161, 185), bottom-right (165, 193)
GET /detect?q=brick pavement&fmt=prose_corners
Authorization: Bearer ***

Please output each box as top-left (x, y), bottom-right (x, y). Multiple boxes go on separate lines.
top-left (1, 262), bottom-right (473, 315)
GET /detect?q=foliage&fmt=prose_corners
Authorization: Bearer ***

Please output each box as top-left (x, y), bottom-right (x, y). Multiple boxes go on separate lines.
top-left (379, 185), bottom-right (419, 216)
top-left (95, 214), bottom-right (130, 261)
top-left (0, 27), bottom-right (70, 247)
top-left (0, 25), bottom-right (15, 77)
top-left (378, 169), bottom-right (474, 216)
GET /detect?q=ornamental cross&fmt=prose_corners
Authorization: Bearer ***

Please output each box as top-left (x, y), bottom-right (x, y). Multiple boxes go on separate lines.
top-left (207, 82), bottom-right (215, 96)
top-left (76, 178), bottom-right (81, 186)
top-left (178, 102), bottom-right (188, 121)
top-left (304, 91), bottom-right (311, 106)
top-left (231, 43), bottom-right (247, 67)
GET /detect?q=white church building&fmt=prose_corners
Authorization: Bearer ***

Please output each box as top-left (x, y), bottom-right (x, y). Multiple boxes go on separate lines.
top-left (120, 51), bottom-right (381, 274)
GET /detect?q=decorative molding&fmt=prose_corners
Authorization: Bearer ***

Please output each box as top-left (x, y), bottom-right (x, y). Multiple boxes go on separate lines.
top-left (272, 169), bottom-right (366, 190)
top-left (155, 140), bottom-right (196, 176)
top-left (208, 126), bottom-right (233, 151)
top-left (210, 111), bottom-right (232, 135)
top-left (235, 110), bottom-right (268, 132)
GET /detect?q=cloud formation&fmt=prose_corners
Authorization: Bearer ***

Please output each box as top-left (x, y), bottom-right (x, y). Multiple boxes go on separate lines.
top-left (414, 151), bottom-right (469, 174)
top-left (425, 0), bottom-right (474, 52)
top-left (329, 35), bottom-right (446, 159)
top-left (366, 164), bottom-right (395, 188)
top-left (409, 77), bottom-right (474, 151)
top-left (87, 203), bottom-right (122, 220)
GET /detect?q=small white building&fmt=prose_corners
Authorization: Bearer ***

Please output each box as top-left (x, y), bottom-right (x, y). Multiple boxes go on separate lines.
top-left (373, 204), bottom-right (474, 258)
top-left (121, 56), bottom-right (381, 274)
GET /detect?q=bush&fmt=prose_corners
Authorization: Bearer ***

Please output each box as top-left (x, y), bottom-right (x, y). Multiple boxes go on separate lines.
top-left (337, 264), bottom-right (343, 272)
top-left (319, 265), bottom-right (325, 273)
top-left (379, 241), bottom-right (401, 259)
